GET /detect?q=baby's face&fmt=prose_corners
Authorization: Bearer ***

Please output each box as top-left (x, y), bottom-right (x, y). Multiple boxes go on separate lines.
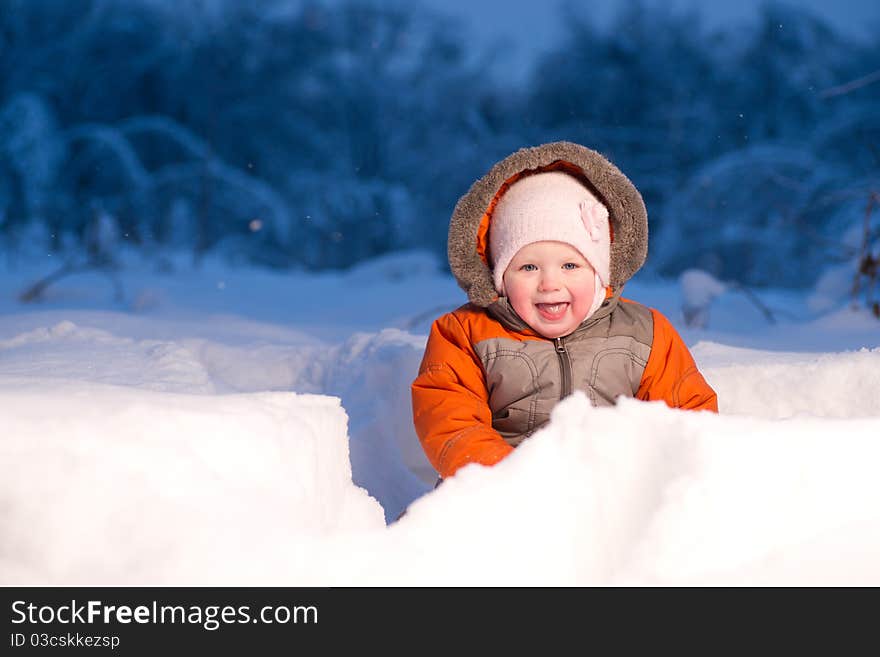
top-left (502, 241), bottom-right (597, 339)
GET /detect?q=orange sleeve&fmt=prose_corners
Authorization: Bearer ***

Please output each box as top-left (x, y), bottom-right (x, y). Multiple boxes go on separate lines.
top-left (636, 309), bottom-right (718, 412)
top-left (411, 312), bottom-right (514, 479)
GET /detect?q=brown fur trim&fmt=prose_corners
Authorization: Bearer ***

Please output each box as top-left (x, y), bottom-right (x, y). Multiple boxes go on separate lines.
top-left (448, 141), bottom-right (648, 307)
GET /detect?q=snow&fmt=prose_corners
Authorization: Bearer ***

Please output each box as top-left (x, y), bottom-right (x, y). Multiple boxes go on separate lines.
top-left (1, 252), bottom-right (879, 585)
top-left (679, 268), bottom-right (728, 328)
top-left (0, 383), bottom-right (383, 585)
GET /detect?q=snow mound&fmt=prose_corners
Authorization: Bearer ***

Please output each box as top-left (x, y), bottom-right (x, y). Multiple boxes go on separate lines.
top-left (0, 318), bottom-right (326, 395)
top-left (5, 387), bottom-right (877, 585)
top-left (0, 382), bottom-right (384, 585)
top-left (0, 320), bottom-right (214, 393)
top-left (324, 329), bottom-right (433, 521)
top-left (376, 394), bottom-right (880, 585)
top-left (695, 343), bottom-right (880, 418)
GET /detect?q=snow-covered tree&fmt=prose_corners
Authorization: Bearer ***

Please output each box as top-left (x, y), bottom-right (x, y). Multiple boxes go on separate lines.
top-left (1, 0), bottom-right (877, 287)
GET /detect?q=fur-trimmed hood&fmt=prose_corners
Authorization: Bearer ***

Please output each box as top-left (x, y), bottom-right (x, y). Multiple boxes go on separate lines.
top-left (448, 141), bottom-right (648, 307)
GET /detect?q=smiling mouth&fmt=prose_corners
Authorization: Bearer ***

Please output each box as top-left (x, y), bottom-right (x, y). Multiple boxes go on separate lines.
top-left (535, 302), bottom-right (569, 320)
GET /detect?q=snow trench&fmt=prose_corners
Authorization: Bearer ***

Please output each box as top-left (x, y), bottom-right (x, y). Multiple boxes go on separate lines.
top-left (1, 318), bottom-right (879, 584)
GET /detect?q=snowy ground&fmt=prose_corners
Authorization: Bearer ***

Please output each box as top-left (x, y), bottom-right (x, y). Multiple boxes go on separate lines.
top-left (1, 250), bottom-right (878, 585)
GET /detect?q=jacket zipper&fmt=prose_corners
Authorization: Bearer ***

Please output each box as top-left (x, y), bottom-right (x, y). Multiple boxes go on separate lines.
top-left (554, 337), bottom-right (572, 400)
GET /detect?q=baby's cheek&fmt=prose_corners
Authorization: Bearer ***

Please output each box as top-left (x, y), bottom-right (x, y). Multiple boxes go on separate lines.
top-left (508, 294), bottom-right (534, 322)
top-left (503, 274), bottom-right (529, 305)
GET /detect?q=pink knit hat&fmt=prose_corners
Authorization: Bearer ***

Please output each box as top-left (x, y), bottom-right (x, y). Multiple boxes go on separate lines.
top-left (489, 171), bottom-right (611, 295)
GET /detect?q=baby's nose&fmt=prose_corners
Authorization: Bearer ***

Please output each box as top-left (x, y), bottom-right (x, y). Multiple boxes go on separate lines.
top-left (538, 271), bottom-right (561, 291)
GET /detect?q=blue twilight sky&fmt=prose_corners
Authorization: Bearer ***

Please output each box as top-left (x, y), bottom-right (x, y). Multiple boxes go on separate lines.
top-left (411, 0), bottom-right (880, 84)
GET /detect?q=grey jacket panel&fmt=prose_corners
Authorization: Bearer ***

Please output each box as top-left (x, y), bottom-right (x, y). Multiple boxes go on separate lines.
top-left (473, 299), bottom-right (654, 447)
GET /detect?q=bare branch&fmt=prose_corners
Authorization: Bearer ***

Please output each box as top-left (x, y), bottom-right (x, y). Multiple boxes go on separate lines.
top-left (18, 259), bottom-right (124, 304)
top-left (19, 261), bottom-right (84, 303)
top-left (820, 69), bottom-right (880, 99)
top-left (726, 281), bottom-right (777, 324)
top-left (851, 191), bottom-right (880, 316)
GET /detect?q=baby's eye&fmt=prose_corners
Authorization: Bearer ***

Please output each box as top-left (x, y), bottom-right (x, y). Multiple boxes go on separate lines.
top-left (562, 262), bottom-right (579, 270)
top-left (520, 264), bottom-right (537, 272)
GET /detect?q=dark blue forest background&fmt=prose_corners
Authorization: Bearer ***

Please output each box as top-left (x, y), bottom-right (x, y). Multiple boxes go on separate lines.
top-left (1, 0), bottom-right (878, 288)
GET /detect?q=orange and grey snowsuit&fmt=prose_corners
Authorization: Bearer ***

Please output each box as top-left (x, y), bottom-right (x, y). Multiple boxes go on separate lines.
top-left (412, 142), bottom-right (717, 480)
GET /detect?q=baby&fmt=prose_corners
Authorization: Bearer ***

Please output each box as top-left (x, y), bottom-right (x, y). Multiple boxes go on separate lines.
top-left (412, 141), bottom-right (717, 480)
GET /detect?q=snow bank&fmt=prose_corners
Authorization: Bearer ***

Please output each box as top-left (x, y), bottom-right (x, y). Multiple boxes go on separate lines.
top-left (2, 259), bottom-right (879, 585)
top-left (324, 329), bottom-right (433, 522)
top-left (0, 381), bottom-right (384, 585)
top-left (5, 385), bottom-right (877, 585)
top-left (0, 316), bottom-right (324, 395)
top-left (0, 320), bottom-right (216, 393)
top-left (374, 394), bottom-right (880, 585)
top-left (0, 317), bottom-right (430, 521)
top-left (322, 331), bottom-right (880, 526)
top-left (695, 343), bottom-right (880, 418)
